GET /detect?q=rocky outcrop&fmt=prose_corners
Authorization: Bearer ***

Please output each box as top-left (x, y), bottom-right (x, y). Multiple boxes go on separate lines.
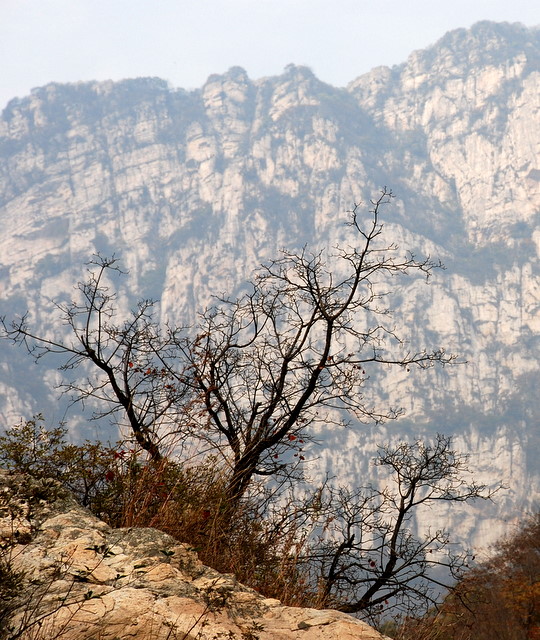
top-left (0, 470), bottom-right (387, 640)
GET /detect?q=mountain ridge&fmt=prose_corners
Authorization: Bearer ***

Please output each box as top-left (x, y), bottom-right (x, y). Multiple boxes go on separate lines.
top-left (0, 20), bottom-right (539, 549)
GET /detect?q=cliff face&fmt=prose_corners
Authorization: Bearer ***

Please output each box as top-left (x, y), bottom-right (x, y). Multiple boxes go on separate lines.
top-left (0, 21), bottom-right (539, 547)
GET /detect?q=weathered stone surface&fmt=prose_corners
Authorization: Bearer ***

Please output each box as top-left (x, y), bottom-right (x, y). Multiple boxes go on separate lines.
top-left (0, 470), bottom-right (388, 639)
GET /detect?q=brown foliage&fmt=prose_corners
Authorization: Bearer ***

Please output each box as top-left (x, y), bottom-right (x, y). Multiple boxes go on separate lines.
top-left (0, 419), bottom-right (313, 607)
top-left (446, 513), bottom-right (540, 640)
top-left (391, 513), bottom-right (540, 640)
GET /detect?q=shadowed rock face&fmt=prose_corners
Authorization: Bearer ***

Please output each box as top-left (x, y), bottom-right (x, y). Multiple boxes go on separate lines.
top-left (0, 470), bottom-right (389, 640)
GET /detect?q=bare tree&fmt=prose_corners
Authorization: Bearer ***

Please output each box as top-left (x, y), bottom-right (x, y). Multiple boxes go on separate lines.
top-left (302, 435), bottom-right (497, 620)
top-left (169, 188), bottom-right (456, 501)
top-left (2, 189), bottom-right (456, 503)
top-left (1, 258), bottom-right (186, 461)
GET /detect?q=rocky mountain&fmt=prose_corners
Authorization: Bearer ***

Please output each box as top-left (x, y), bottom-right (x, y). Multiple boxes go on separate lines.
top-left (0, 21), bottom-right (539, 549)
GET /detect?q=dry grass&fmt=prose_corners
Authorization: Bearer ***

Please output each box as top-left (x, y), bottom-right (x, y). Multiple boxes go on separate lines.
top-left (0, 420), bottom-right (318, 609)
top-left (99, 452), bottom-right (315, 605)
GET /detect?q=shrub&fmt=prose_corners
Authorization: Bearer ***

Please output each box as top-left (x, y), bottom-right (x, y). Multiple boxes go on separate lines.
top-left (0, 417), bottom-right (313, 606)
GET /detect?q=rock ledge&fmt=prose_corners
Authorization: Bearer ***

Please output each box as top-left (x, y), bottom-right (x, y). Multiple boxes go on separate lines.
top-left (0, 470), bottom-right (388, 639)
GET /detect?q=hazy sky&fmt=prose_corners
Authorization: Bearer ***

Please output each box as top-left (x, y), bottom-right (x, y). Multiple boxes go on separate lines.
top-left (2, 0), bottom-right (539, 111)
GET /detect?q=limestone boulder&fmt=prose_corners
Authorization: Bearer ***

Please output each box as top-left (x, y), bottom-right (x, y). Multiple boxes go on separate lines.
top-left (0, 470), bottom-right (389, 640)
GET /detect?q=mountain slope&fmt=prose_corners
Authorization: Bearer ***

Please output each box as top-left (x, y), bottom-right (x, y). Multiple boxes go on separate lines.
top-left (0, 21), bottom-right (539, 548)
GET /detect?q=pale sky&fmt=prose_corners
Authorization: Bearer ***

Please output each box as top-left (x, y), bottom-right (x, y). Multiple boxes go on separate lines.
top-left (1, 0), bottom-right (539, 111)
